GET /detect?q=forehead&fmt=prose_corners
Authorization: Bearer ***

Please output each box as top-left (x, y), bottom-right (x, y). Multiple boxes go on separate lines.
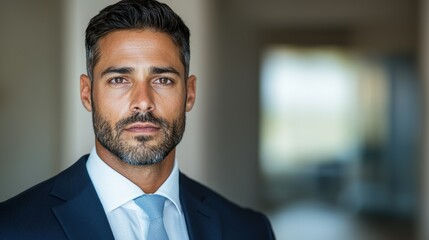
top-left (94, 29), bottom-right (184, 76)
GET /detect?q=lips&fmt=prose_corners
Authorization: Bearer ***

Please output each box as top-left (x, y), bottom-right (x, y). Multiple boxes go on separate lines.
top-left (124, 122), bottom-right (160, 134)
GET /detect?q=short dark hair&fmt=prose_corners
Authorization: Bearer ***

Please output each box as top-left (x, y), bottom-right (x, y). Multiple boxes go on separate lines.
top-left (85, 0), bottom-right (191, 80)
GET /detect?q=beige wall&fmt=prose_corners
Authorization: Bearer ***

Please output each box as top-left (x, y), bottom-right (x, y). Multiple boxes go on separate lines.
top-left (0, 0), bottom-right (62, 201)
top-left (420, 0), bottom-right (429, 239)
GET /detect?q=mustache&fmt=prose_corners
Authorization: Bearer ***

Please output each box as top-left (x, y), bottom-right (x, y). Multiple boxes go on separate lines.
top-left (115, 112), bottom-right (168, 132)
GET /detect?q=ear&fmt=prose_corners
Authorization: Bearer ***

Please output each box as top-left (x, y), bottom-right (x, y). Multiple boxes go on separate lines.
top-left (80, 74), bottom-right (92, 112)
top-left (185, 75), bottom-right (197, 112)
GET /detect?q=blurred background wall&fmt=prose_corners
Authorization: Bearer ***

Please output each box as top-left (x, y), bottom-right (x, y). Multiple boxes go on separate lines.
top-left (0, 0), bottom-right (62, 203)
top-left (0, 0), bottom-right (427, 239)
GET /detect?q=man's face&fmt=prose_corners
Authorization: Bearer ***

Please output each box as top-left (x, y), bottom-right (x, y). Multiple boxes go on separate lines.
top-left (80, 29), bottom-right (196, 166)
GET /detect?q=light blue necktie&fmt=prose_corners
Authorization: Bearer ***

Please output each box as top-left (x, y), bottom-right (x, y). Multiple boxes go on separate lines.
top-left (134, 194), bottom-right (169, 240)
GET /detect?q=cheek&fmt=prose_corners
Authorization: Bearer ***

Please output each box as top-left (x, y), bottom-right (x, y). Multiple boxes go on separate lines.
top-left (93, 89), bottom-right (130, 123)
top-left (155, 91), bottom-right (187, 117)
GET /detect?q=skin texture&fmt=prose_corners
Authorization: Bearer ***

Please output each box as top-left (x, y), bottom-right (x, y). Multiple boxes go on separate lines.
top-left (80, 29), bottom-right (196, 193)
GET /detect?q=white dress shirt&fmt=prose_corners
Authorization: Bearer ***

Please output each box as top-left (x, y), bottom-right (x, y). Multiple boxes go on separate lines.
top-left (86, 148), bottom-right (189, 240)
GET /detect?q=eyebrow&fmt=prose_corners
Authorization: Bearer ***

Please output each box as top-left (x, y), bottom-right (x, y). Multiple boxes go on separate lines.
top-left (150, 66), bottom-right (181, 77)
top-left (100, 67), bottom-right (134, 77)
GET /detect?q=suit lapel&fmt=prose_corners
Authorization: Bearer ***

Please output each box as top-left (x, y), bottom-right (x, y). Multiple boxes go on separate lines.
top-left (180, 173), bottom-right (222, 240)
top-left (52, 185), bottom-right (114, 240)
top-left (50, 156), bottom-right (114, 240)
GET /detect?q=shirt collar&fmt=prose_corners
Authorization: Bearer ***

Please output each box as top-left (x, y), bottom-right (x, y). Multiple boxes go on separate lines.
top-left (86, 148), bottom-right (183, 215)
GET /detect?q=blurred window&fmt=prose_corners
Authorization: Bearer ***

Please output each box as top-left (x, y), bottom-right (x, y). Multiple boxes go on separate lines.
top-left (260, 45), bottom-right (388, 179)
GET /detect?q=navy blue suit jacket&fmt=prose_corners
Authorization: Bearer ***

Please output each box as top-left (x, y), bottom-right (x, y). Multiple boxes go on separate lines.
top-left (0, 155), bottom-right (275, 239)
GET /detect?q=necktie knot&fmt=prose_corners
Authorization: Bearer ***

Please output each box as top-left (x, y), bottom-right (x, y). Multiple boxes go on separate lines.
top-left (134, 194), bottom-right (166, 220)
top-left (134, 194), bottom-right (169, 240)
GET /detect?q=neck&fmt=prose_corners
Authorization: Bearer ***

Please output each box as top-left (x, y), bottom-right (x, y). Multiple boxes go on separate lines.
top-left (95, 141), bottom-right (175, 193)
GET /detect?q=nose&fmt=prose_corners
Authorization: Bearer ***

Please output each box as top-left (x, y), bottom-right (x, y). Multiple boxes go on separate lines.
top-left (129, 84), bottom-right (155, 113)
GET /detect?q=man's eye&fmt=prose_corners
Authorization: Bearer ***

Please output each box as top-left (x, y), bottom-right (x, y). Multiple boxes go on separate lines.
top-left (155, 78), bottom-right (173, 85)
top-left (108, 77), bottom-right (128, 84)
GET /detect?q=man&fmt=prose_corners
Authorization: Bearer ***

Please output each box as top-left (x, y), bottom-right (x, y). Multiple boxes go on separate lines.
top-left (0, 0), bottom-right (275, 239)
